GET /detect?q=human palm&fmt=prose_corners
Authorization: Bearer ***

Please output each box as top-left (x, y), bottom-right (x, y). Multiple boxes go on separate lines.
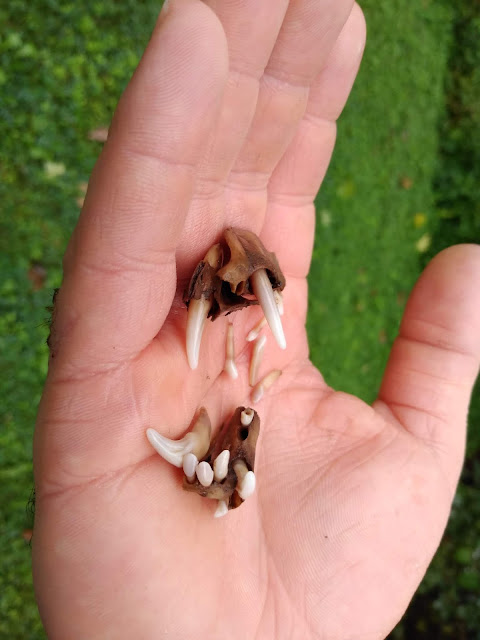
top-left (33, 1), bottom-right (480, 639)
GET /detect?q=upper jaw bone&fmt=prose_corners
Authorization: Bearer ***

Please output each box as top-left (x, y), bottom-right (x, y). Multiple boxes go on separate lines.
top-left (146, 408), bottom-right (211, 468)
top-left (250, 269), bottom-right (286, 350)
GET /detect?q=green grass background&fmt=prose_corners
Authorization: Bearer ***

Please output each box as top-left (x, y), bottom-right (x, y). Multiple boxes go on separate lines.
top-left (1, 1), bottom-right (479, 637)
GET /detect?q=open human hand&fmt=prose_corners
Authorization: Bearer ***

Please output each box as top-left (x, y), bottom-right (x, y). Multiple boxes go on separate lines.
top-left (33, 1), bottom-right (480, 638)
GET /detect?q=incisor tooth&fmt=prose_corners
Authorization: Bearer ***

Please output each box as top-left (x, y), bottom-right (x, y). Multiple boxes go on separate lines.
top-left (196, 461), bottom-right (214, 487)
top-left (213, 449), bottom-right (230, 482)
top-left (250, 269), bottom-right (286, 350)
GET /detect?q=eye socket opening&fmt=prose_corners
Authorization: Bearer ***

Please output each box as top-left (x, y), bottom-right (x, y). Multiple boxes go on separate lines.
top-left (239, 427), bottom-right (249, 441)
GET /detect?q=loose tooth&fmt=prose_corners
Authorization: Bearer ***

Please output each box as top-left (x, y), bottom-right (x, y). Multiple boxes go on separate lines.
top-left (246, 316), bottom-right (267, 342)
top-left (249, 334), bottom-right (267, 386)
top-left (186, 297), bottom-right (211, 370)
top-left (233, 460), bottom-right (256, 500)
top-left (240, 408), bottom-right (254, 426)
top-left (213, 449), bottom-right (230, 482)
top-left (250, 269), bottom-right (286, 350)
top-left (182, 452), bottom-right (198, 483)
top-left (196, 461), bottom-right (214, 487)
top-left (146, 429), bottom-right (194, 468)
top-left (224, 322), bottom-right (238, 380)
top-left (251, 369), bottom-right (282, 404)
top-left (214, 499), bottom-right (229, 518)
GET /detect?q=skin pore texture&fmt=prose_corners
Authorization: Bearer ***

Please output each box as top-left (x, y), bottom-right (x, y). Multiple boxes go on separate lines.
top-left (32, 1), bottom-right (480, 639)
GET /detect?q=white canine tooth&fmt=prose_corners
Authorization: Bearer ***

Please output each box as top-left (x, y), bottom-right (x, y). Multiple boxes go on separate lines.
top-left (246, 316), bottom-right (267, 342)
top-left (250, 269), bottom-right (286, 350)
top-left (224, 322), bottom-right (238, 380)
top-left (251, 369), bottom-right (282, 404)
top-left (186, 297), bottom-right (211, 370)
top-left (182, 453), bottom-right (198, 483)
top-left (146, 429), bottom-right (195, 468)
top-left (213, 449), bottom-right (230, 482)
top-left (249, 334), bottom-right (267, 387)
top-left (146, 408), bottom-right (211, 467)
top-left (214, 499), bottom-right (229, 518)
top-left (233, 460), bottom-right (256, 500)
top-left (196, 461), bottom-right (214, 487)
top-left (240, 408), bottom-right (254, 426)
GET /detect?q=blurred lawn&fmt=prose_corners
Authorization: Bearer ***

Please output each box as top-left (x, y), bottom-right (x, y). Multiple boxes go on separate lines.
top-left (0, 1), bottom-right (479, 638)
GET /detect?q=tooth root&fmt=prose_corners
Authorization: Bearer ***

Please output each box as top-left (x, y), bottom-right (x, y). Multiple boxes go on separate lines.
top-left (186, 297), bottom-right (211, 370)
top-left (240, 408), bottom-right (254, 426)
top-left (250, 269), bottom-right (286, 350)
top-left (273, 289), bottom-right (284, 316)
top-left (233, 460), bottom-right (256, 500)
top-left (214, 499), bottom-right (229, 518)
top-left (246, 316), bottom-right (267, 342)
top-left (183, 453), bottom-right (198, 483)
top-left (146, 429), bottom-right (194, 468)
top-left (251, 369), bottom-right (282, 404)
top-left (213, 449), bottom-right (230, 482)
top-left (224, 322), bottom-right (238, 380)
top-left (196, 461), bottom-right (214, 487)
top-left (190, 407), bottom-right (212, 459)
top-left (249, 334), bottom-right (267, 387)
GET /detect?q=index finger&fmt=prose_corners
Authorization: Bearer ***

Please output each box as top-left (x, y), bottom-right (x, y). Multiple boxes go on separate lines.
top-left (50, 0), bottom-right (227, 377)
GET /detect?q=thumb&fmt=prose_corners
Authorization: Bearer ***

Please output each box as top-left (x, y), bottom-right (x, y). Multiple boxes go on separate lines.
top-left (376, 244), bottom-right (480, 489)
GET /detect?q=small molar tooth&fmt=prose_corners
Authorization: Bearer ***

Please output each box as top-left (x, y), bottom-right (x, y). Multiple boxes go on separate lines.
top-left (213, 449), bottom-right (230, 482)
top-left (196, 461), bottom-right (214, 487)
top-left (183, 453), bottom-right (198, 483)
top-left (246, 316), bottom-right (267, 342)
top-left (240, 408), bottom-right (254, 426)
top-left (186, 297), bottom-right (211, 370)
top-left (233, 460), bottom-right (256, 500)
top-left (249, 334), bottom-right (267, 387)
top-left (251, 369), bottom-right (282, 404)
top-left (146, 429), bottom-right (195, 468)
top-left (214, 499), bottom-right (229, 518)
top-left (224, 322), bottom-right (238, 380)
top-left (250, 269), bottom-right (286, 350)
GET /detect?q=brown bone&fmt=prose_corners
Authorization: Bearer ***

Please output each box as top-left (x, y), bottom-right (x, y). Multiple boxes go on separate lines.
top-left (182, 407), bottom-right (260, 510)
top-left (183, 228), bottom-right (285, 321)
